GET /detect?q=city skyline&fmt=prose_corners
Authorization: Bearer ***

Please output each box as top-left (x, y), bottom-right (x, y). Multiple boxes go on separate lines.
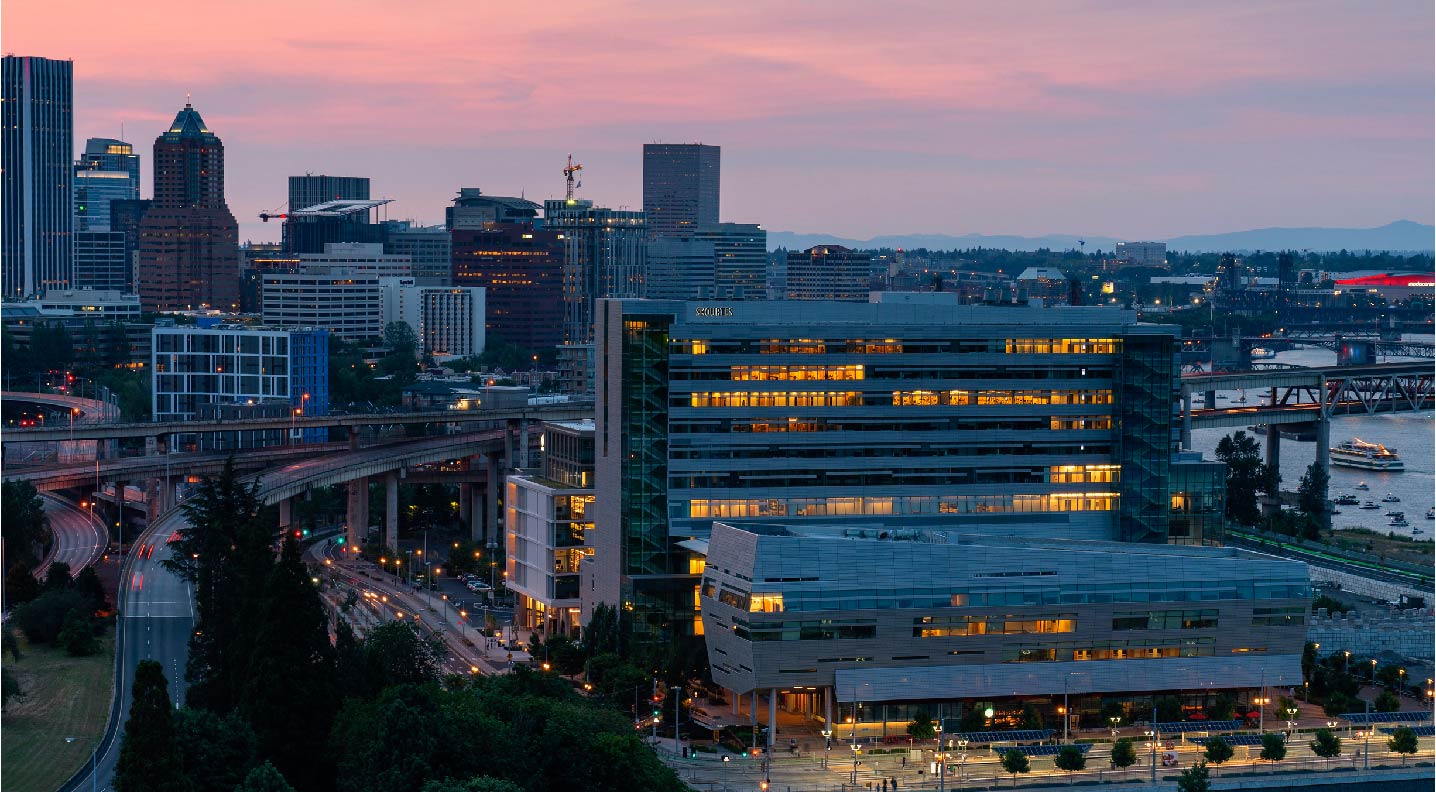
top-left (6, 1), bottom-right (1432, 243)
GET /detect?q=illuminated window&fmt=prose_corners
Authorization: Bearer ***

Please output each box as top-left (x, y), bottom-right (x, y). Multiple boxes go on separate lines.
top-left (750, 593), bottom-right (785, 613)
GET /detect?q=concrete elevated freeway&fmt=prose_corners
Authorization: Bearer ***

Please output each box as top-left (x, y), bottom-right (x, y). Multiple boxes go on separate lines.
top-left (0, 402), bottom-right (591, 444)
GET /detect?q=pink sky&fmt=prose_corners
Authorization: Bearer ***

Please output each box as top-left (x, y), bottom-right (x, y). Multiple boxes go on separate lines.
top-left (8, 0), bottom-right (1433, 242)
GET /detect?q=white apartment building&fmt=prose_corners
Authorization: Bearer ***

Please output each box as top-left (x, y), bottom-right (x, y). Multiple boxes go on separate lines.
top-left (382, 280), bottom-right (485, 360)
top-left (1115, 241), bottom-right (1168, 268)
top-left (261, 271), bottom-right (384, 341)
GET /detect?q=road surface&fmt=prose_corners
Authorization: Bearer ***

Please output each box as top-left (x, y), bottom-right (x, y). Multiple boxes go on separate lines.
top-left (64, 507), bottom-right (193, 792)
top-left (36, 494), bottom-right (108, 578)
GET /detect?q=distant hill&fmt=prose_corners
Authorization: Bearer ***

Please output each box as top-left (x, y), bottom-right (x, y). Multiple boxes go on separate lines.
top-left (767, 221), bottom-right (1435, 254)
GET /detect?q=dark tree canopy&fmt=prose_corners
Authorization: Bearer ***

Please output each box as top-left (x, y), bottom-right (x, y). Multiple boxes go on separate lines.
top-left (115, 660), bottom-right (188, 792)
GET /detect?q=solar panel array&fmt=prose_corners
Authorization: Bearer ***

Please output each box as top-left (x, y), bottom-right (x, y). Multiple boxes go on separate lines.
top-left (1191, 734), bottom-right (1278, 747)
top-left (1154, 721), bottom-right (1242, 734)
top-left (1341, 711), bottom-right (1432, 724)
top-left (990, 743), bottom-right (1093, 757)
top-left (1378, 725), bottom-right (1436, 737)
top-left (948, 729), bottom-right (1055, 744)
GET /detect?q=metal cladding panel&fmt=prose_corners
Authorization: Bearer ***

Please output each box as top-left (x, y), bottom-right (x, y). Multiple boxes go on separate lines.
top-left (834, 655), bottom-right (1301, 703)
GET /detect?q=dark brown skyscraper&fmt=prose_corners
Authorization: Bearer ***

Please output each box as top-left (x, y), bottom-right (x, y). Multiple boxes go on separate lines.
top-left (451, 222), bottom-right (565, 352)
top-left (137, 103), bottom-right (239, 311)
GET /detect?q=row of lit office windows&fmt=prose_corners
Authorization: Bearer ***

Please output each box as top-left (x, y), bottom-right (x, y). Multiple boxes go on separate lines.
top-left (674, 338), bottom-right (1123, 356)
top-left (685, 390), bottom-right (1114, 408)
top-left (915, 615), bottom-right (1077, 637)
top-left (686, 492), bottom-right (1119, 519)
top-left (892, 389), bottom-right (1114, 406)
top-left (704, 582), bottom-right (1310, 615)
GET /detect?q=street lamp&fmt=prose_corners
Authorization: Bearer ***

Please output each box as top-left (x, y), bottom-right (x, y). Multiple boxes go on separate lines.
top-left (1253, 695), bottom-right (1269, 733)
top-left (956, 739), bottom-right (969, 781)
top-left (1109, 716), bottom-right (1120, 737)
top-left (819, 729), bottom-right (832, 768)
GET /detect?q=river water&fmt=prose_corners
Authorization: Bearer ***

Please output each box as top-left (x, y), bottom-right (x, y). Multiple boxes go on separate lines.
top-left (1188, 338), bottom-right (1434, 538)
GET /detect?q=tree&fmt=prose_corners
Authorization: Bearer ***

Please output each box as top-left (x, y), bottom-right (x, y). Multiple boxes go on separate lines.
top-left (1000, 749), bottom-right (1030, 784)
top-left (1203, 736), bottom-right (1234, 765)
top-left (580, 603), bottom-right (624, 658)
top-left (1215, 431), bottom-right (1275, 524)
top-left (1297, 461), bottom-right (1329, 518)
top-left (1176, 761), bottom-right (1210, 792)
top-left (421, 779), bottom-right (524, 792)
top-left (1258, 732), bottom-right (1286, 762)
top-left (1388, 726), bottom-right (1418, 763)
top-left (1154, 695), bottom-right (1183, 724)
top-left (75, 565), bottom-right (110, 613)
top-left (13, 589), bottom-right (88, 644)
top-left (1375, 690), bottom-right (1401, 713)
top-left (58, 607), bottom-right (97, 656)
top-left (906, 708), bottom-right (937, 740)
top-left (358, 620), bottom-right (445, 696)
top-left (5, 566), bottom-right (41, 608)
top-left (1110, 738), bottom-right (1137, 775)
top-left (1054, 744), bottom-right (1086, 774)
top-left (1323, 691), bottom-right (1360, 718)
top-left (172, 708), bottom-right (259, 791)
top-left (164, 459), bottom-right (272, 712)
top-left (235, 761), bottom-right (296, 792)
top-left (381, 321), bottom-right (420, 384)
top-left (114, 660), bottom-right (188, 792)
top-left (1207, 695), bottom-right (1236, 722)
top-left (238, 537), bottom-right (338, 792)
top-left (1309, 728), bottom-right (1341, 761)
top-left (42, 561), bottom-right (74, 591)
top-left (1019, 701), bottom-right (1044, 730)
top-left (2, 667), bottom-right (23, 711)
top-left (1, 481), bottom-right (50, 575)
top-left (957, 706), bottom-right (986, 733)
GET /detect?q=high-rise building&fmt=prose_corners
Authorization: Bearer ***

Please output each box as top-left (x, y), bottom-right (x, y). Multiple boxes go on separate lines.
top-left (298, 242), bottom-right (411, 279)
top-left (543, 198), bottom-right (646, 393)
top-left (288, 175), bottom-right (369, 214)
top-left (281, 199), bottom-right (389, 255)
top-left (445, 188), bottom-right (540, 230)
top-left (109, 199), bottom-right (152, 293)
top-left (784, 245), bottom-right (870, 301)
top-left (73, 232), bottom-right (130, 291)
top-left (451, 223), bottom-right (566, 353)
top-left (2, 56), bottom-right (74, 299)
top-left (587, 298), bottom-right (1196, 638)
top-left (642, 143), bottom-right (719, 237)
top-left (382, 281), bottom-right (486, 360)
top-left (383, 222), bottom-right (452, 284)
top-left (74, 169), bottom-right (136, 231)
top-left (137, 102), bottom-right (240, 311)
top-left (78, 137), bottom-right (140, 189)
top-left (647, 223), bottom-right (767, 300)
top-left (260, 271), bottom-right (384, 341)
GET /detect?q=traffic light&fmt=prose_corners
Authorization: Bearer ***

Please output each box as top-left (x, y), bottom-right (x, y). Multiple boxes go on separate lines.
top-left (293, 530), bottom-right (303, 538)
top-left (302, 528), bottom-right (311, 537)
top-left (335, 536), bottom-right (346, 545)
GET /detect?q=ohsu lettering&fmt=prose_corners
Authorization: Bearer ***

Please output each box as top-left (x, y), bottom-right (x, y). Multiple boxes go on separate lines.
top-left (695, 306), bottom-right (734, 317)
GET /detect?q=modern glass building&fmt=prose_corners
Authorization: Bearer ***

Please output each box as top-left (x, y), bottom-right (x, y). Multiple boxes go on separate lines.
top-left (587, 298), bottom-right (1213, 641)
top-left (287, 175), bottom-right (369, 215)
top-left (2, 56), bottom-right (74, 299)
top-left (699, 522), bottom-right (1307, 734)
top-left (642, 143), bottom-right (720, 238)
top-left (506, 420), bottom-right (596, 636)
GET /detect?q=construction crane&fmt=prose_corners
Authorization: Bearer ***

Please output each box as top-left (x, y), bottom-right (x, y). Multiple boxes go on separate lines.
top-left (564, 154), bottom-right (584, 200)
top-left (258, 201), bottom-right (288, 222)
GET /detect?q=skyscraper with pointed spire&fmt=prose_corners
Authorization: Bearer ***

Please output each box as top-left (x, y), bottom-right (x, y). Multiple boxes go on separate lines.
top-left (137, 101), bottom-right (239, 311)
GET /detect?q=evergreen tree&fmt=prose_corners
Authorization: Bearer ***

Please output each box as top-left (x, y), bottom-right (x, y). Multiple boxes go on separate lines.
top-left (1215, 431), bottom-right (1275, 524)
top-left (4, 566), bottom-right (41, 608)
top-left (1297, 462), bottom-right (1329, 518)
top-left (114, 660), bottom-right (188, 792)
top-left (75, 565), bottom-right (110, 613)
top-left (42, 561), bottom-right (74, 591)
top-left (173, 707), bottom-right (260, 790)
top-left (2, 481), bottom-right (50, 574)
top-left (236, 761), bottom-right (297, 792)
top-left (238, 537), bottom-right (337, 791)
top-left (58, 607), bottom-right (97, 656)
top-left (164, 460), bottom-right (273, 712)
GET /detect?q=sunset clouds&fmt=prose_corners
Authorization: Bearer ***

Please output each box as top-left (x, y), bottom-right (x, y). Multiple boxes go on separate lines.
top-left (8, 0), bottom-right (1431, 241)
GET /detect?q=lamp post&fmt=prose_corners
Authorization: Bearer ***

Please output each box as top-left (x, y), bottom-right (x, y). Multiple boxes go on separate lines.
top-left (935, 747), bottom-right (947, 792)
top-left (1370, 658), bottom-right (1378, 686)
top-left (819, 729), bottom-right (832, 768)
top-left (850, 710), bottom-right (860, 784)
top-left (1109, 716), bottom-right (1120, 738)
top-left (1363, 699), bottom-right (1371, 770)
top-left (956, 739), bottom-right (969, 782)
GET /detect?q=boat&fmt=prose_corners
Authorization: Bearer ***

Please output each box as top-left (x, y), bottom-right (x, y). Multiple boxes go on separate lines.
top-left (1330, 439), bottom-right (1404, 472)
top-left (1381, 494), bottom-right (1400, 503)
top-left (1390, 518), bottom-right (1409, 528)
top-left (1334, 494), bottom-right (1360, 506)
top-left (1386, 509), bottom-right (1405, 517)
top-left (1359, 502), bottom-right (1380, 510)
top-left (1355, 482), bottom-right (1370, 491)
top-left (1426, 507), bottom-right (1434, 520)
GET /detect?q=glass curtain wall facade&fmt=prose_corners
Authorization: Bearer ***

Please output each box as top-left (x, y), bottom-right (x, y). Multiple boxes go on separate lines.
top-left (2, 56), bottom-right (73, 299)
top-left (592, 298), bottom-right (1184, 641)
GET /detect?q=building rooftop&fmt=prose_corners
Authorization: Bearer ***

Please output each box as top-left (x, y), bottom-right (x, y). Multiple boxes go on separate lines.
top-left (290, 199), bottom-right (393, 217)
top-left (162, 103), bottom-right (214, 140)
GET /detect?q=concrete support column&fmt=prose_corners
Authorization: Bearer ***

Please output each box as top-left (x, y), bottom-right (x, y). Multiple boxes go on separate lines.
top-left (385, 473), bottom-right (400, 551)
top-left (518, 418), bottom-right (531, 469)
top-left (1180, 390), bottom-right (1193, 450)
top-left (767, 688), bottom-right (777, 756)
top-left (1204, 389), bottom-right (1217, 410)
top-left (750, 691), bottom-right (759, 752)
top-left (346, 477), bottom-right (369, 548)
top-left (485, 453), bottom-right (500, 547)
top-left (145, 478), bottom-right (160, 523)
top-left (348, 427), bottom-right (361, 451)
top-left (824, 687), bottom-right (833, 735)
top-left (278, 497), bottom-right (292, 529)
top-left (459, 483), bottom-right (473, 523)
top-left (468, 484), bottom-right (483, 543)
top-left (732, 688), bottom-right (740, 715)
top-left (165, 476), bottom-right (180, 512)
top-left (1315, 412), bottom-right (1331, 529)
top-left (1262, 426), bottom-right (1281, 516)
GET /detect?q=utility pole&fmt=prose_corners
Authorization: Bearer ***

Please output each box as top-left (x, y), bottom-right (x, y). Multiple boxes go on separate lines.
top-left (1149, 703), bottom-right (1158, 784)
top-left (675, 684), bottom-right (682, 757)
